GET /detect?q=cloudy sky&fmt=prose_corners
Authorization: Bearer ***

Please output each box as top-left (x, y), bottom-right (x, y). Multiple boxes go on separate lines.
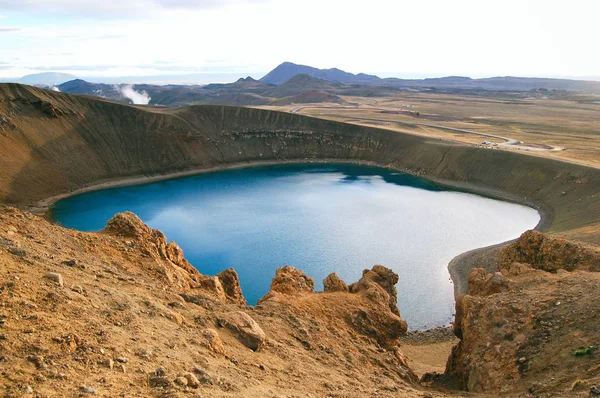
top-left (0, 0), bottom-right (598, 82)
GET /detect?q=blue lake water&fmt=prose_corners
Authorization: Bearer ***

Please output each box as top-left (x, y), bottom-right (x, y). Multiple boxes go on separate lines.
top-left (51, 163), bottom-right (540, 329)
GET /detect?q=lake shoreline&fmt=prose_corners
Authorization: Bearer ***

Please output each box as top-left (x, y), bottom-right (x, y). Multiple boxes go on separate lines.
top-left (41, 158), bottom-right (545, 329)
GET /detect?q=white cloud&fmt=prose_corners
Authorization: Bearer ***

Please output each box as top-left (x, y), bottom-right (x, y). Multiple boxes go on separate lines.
top-left (119, 85), bottom-right (151, 104)
top-left (0, 0), bottom-right (265, 17)
top-left (0, 0), bottom-right (598, 80)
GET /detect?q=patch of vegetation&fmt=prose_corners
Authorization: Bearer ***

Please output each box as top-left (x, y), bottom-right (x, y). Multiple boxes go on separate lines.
top-left (572, 346), bottom-right (594, 357)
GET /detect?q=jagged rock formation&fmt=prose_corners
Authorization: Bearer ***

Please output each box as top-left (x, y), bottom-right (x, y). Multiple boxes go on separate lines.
top-left (104, 211), bottom-right (245, 304)
top-left (444, 230), bottom-right (600, 395)
top-left (216, 268), bottom-right (247, 305)
top-left (264, 265), bottom-right (315, 295)
top-left (499, 229), bottom-right (600, 272)
top-left (0, 207), bottom-right (431, 397)
top-left (467, 268), bottom-right (512, 296)
top-left (323, 272), bottom-right (349, 292)
top-left (349, 265), bottom-right (401, 317)
top-left (259, 265), bottom-right (408, 351)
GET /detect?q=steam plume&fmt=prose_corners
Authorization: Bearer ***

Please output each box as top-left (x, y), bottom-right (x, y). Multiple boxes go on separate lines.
top-left (119, 85), bottom-right (151, 105)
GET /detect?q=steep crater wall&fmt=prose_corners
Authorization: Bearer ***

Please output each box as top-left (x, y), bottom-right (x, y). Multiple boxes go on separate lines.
top-left (1, 83), bottom-right (599, 246)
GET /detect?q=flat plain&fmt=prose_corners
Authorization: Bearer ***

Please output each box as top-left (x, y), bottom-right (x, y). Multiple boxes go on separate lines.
top-left (260, 92), bottom-right (600, 168)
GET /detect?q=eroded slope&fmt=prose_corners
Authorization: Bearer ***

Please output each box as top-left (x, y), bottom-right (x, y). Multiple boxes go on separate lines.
top-left (0, 207), bottom-right (443, 397)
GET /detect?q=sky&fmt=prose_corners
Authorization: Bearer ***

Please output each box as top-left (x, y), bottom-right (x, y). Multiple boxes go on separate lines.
top-left (0, 0), bottom-right (599, 83)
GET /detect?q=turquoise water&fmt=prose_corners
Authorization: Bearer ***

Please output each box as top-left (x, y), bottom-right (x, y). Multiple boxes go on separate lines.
top-left (52, 164), bottom-right (540, 329)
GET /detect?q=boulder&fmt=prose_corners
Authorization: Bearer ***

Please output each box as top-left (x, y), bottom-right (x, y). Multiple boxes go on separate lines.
top-left (218, 311), bottom-right (266, 351)
top-left (43, 272), bottom-right (64, 287)
top-left (323, 273), bottom-right (348, 292)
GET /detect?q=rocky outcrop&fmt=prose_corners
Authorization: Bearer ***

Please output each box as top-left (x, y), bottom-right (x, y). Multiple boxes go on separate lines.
top-left (258, 266), bottom-right (314, 303)
top-left (104, 212), bottom-right (202, 289)
top-left (217, 268), bottom-right (246, 305)
top-left (467, 268), bottom-right (512, 296)
top-left (217, 311), bottom-right (266, 351)
top-left (499, 230), bottom-right (600, 272)
top-left (259, 265), bottom-right (408, 349)
top-left (500, 261), bottom-right (535, 276)
top-left (104, 211), bottom-right (152, 239)
top-left (446, 232), bottom-right (600, 394)
top-left (453, 269), bottom-right (512, 339)
top-left (323, 272), bottom-right (349, 292)
top-left (104, 212), bottom-right (244, 304)
top-left (270, 265), bottom-right (315, 294)
top-left (350, 265), bottom-right (401, 316)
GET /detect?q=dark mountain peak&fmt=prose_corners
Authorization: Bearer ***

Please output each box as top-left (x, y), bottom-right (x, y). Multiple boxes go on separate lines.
top-left (58, 79), bottom-right (95, 90)
top-left (236, 76), bottom-right (257, 83)
top-left (284, 74), bottom-right (326, 84)
top-left (261, 73), bottom-right (340, 98)
top-left (446, 76), bottom-right (472, 80)
top-left (260, 62), bottom-right (381, 86)
top-left (64, 78), bottom-right (90, 85)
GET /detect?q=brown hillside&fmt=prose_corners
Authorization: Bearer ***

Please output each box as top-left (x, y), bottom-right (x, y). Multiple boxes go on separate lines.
top-left (1, 84), bottom-right (600, 397)
top-left (0, 207), bottom-right (440, 397)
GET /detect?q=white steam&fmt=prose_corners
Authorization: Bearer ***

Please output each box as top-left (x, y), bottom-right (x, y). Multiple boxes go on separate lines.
top-left (51, 86), bottom-right (61, 92)
top-left (119, 85), bottom-right (151, 105)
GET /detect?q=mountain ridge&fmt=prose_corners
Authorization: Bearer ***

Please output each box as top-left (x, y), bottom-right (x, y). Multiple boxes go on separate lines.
top-left (261, 62), bottom-right (600, 92)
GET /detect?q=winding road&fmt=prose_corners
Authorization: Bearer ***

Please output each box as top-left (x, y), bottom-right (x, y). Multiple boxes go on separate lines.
top-left (290, 106), bottom-right (564, 152)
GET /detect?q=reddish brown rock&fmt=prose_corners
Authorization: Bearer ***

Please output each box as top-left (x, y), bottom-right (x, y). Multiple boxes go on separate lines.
top-left (200, 328), bottom-right (226, 355)
top-left (499, 230), bottom-right (600, 272)
top-left (323, 272), bottom-right (349, 292)
top-left (103, 211), bottom-right (151, 238)
top-left (467, 268), bottom-right (512, 296)
top-left (217, 268), bottom-right (246, 305)
top-left (103, 212), bottom-right (248, 304)
top-left (500, 261), bottom-right (535, 277)
top-left (349, 265), bottom-right (401, 316)
top-left (267, 266), bottom-right (315, 295)
top-left (218, 311), bottom-right (266, 352)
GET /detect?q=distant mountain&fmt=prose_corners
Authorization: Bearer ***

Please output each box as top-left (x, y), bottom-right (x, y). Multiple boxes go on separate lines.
top-left (20, 72), bottom-right (78, 86)
top-left (57, 78), bottom-right (273, 107)
top-left (203, 76), bottom-right (271, 91)
top-left (58, 79), bottom-right (122, 98)
top-left (260, 62), bottom-right (381, 86)
top-left (262, 74), bottom-right (344, 98)
top-left (261, 62), bottom-right (600, 93)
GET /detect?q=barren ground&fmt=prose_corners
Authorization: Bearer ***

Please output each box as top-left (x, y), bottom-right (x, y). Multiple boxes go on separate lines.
top-left (259, 92), bottom-right (600, 168)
